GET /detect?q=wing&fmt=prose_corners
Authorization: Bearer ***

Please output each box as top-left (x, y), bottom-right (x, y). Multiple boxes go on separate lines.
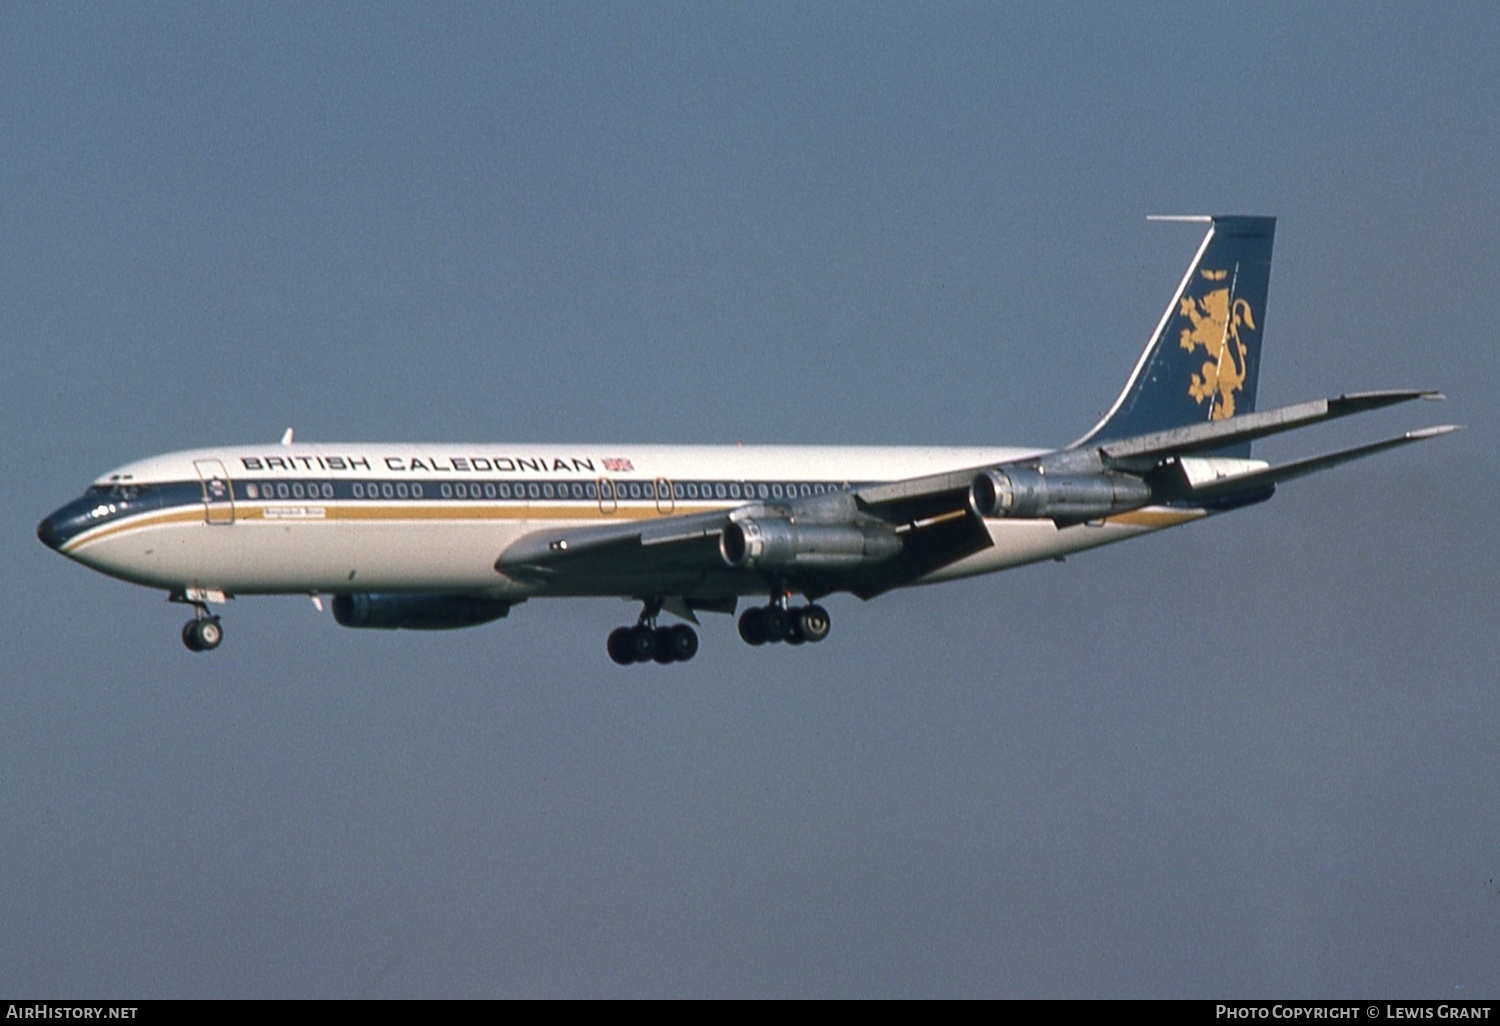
top-left (493, 485), bottom-right (986, 604)
top-left (495, 507), bottom-right (735, 601)
top-left (494, 390), bottom-right (1457, 604)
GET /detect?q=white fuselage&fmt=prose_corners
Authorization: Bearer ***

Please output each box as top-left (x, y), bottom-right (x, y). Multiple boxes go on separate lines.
top-left (49, 442), bottom-right (1202, 600)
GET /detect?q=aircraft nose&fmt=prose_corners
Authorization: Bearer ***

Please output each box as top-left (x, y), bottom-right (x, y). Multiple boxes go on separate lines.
top-left (37, 511), bottom-right (64, 551)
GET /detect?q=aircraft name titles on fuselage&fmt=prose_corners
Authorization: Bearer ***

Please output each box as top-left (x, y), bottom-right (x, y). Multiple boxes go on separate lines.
top-left (239, 454), bottom-right (604, 475)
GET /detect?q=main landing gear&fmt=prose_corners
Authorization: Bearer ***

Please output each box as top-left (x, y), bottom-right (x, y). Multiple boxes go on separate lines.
top-left (608, 599), bottom-right (699, 666)
top-left (738, 596), bottom-right (831, 647)
top-left (607, 593), bottom-right (832, 662)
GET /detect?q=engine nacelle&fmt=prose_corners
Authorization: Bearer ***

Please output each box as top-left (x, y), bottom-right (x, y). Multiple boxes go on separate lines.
top-left (332, 593), bottom-right (513, 630)
top-left (720, 517), bottom-right (901, 572)
top-left (968, 468), bottom-right (1151, 521)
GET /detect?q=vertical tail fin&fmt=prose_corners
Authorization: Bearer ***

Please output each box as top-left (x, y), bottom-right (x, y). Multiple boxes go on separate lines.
top-left (1073, 215), bottom-right (1276, 457)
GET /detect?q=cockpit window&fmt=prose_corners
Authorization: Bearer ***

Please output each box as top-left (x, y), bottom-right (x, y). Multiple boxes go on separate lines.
top-left (88, 483), bottom-right (148, 501)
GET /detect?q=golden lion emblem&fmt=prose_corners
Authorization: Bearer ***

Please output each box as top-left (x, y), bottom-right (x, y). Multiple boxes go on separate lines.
top-left (1178, 268), bottom-right (1255, 419)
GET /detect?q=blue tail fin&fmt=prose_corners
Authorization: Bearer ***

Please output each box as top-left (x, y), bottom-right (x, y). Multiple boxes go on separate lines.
top-left (1074, 215), bottom-right (1276, 457)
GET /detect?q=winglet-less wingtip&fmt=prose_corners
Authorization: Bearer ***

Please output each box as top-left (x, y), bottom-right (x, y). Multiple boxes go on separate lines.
top-left (1405, 424), bottom-right (1461, 439)
top-left (1336, 388), bottom-right (1443, 404)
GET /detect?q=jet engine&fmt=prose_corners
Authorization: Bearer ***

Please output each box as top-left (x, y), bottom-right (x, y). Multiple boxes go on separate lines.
top-left (331, 593), bottom-right (514, 630)
top-left (968, 467), bottom-right (1151, 522)
top-left (719, 516), bottom-right (902, 572)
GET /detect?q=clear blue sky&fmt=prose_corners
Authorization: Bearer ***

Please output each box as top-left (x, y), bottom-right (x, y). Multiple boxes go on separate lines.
top-left (4, 2), bottom-right (1497, 997)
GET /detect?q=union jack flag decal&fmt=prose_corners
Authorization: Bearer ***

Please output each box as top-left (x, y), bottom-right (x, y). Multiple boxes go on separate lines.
top-left (601, 457), bottom-right (634, 473)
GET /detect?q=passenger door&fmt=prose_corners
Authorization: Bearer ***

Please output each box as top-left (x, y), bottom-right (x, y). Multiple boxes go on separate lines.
top-left (193, 459), bottom-right (236, 525)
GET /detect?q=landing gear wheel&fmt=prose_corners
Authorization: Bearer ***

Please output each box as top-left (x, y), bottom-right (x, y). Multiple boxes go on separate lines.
top-left (182, 617), bottom-right (223, 653)
top-left (796, 604), bottom-right (831, 643)
top-left (628, 625), bottom-right (658, 663)
top-left (738, 607), bottom-right (767, 646)
top-left (608, 626), bottom-right (638, 665)
top-left (664, 624), bottom-right (699, 662)
top-left (652, 627), bottom-right (677, 664)
top-left (761, 606), bottom-right (790, 643)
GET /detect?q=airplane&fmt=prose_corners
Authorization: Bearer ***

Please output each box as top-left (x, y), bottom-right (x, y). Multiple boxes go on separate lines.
top-left (37, 215), bottom-right (1457, 665)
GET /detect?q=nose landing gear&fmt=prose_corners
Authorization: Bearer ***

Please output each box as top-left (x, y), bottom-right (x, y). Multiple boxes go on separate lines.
top-left (181, 615), bottom-right (223, 652)
top-left (171, 591), bottom-right (225, 652)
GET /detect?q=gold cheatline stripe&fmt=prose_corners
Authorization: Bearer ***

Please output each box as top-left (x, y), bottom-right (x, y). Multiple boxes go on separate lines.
top-left (277, 503), bottom-right (724, 522)
top-left (61, 508), bottom-right (205, 552)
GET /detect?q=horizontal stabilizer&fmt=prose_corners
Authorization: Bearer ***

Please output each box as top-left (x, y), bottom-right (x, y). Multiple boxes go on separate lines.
top-left (1176, 424), bottom-right (1461, 502)
top-left (1095, 390), bottom-right (1443, 469)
